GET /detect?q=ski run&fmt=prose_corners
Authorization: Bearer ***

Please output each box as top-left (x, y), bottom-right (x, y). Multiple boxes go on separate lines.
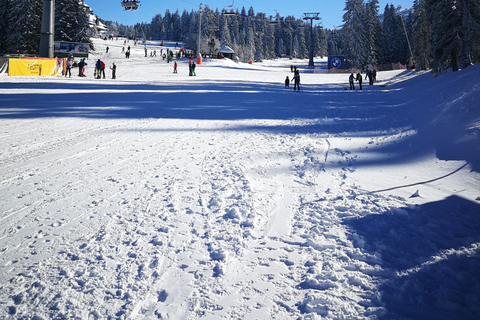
top-left (1, 38), bottom-right (479, 320)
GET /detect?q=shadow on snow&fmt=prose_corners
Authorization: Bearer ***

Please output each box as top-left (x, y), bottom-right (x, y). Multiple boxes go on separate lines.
top-left (343, 195), bottom-right (480, 320)
top-left (0, 68), bottom-right (478, 171)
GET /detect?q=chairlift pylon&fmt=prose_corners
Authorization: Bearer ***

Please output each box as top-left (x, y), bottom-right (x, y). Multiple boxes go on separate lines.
top-left (121, 0), bottom-right (139, 11)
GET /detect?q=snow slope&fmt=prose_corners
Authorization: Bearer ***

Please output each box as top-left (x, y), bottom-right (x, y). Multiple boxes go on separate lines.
top-left (0, 38), bottom-right (479, 320)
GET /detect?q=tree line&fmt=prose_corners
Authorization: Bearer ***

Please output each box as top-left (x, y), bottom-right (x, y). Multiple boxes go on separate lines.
top-left (103, 6), bottom-right (328, 63)
top-left (1, 0), bottom-right (479, 74)
top-left (339, 0), bottom-right (480, 73)
top-left (0, 0), bottom-right (92, 56)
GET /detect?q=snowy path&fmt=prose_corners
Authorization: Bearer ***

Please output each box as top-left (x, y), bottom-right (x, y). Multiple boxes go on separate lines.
top-left (0, 39), bottom-right (479, 319)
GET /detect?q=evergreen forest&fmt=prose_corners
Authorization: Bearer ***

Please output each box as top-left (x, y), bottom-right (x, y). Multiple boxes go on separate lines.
top-left (1, 0), bottom-right (479, 73)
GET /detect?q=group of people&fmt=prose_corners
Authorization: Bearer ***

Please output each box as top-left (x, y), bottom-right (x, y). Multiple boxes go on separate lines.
top-left (93, 59), bottom-right (116, 79)
top-left (283, 65), bottom-right (379, 92)
top-left (285, 65), bottom-right (301, 91)
top-left (349, 69), bottom-right (377, 90)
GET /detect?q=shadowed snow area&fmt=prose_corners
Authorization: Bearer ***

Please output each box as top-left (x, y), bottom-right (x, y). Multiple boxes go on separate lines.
top-left (0, 38), bottom-right (479, 319)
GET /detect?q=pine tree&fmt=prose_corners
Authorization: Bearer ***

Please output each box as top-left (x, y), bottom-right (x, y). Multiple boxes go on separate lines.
top-left (6, 0), bottom-right (42, 54)
top-left (219, 13), bottom-right (232, 47)
top-left (55, 0), bottom-right (76, 42)
top-left (74, 1), bottom-right (91, 45)
top-left (277, 38), bottom-right (286, 57)
top-left (0, 0), bottom-right (12, 54)
top-left (364, 0), bottom-right (381, 67)
top-left (426, 0), bottom-right (460, 72)
top-left (383, 5), bottom-right (410, 64)
top-left (171, 10), bottom-right (182, 42)
top-left (163, 9), bottom-right (172, 40)
top-left (412, 0), bottom-right (431, 70)
top-left (263, 23), bottom-right (276, 59)
top-left (314, 26), bottom-right (328, 57)
top-left (342, 0), bottom-right (367, 69)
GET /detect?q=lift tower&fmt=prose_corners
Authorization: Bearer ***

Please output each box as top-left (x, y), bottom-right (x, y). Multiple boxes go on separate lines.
top-left (303, 13), bottom-right (321, 67)
top-left (39, 0), bottom-right (54, 58)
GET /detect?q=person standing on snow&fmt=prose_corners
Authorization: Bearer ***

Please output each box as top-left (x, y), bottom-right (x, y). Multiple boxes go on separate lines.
top-left (366, 69), bottom-right (374, 85)
top-left (78, 58), bottom-right (86, 77)
top-left (110, 63), bottom-right (116, 79)
top-left (95, 59), bottom-right (102, 79)
top-left (174, 61), bottom-right (178, 74)
top-left (285, 76), bottom-right (290, 88)
top-left (65, 57), bottom-right (72, 77)
top-left (101, 60), bottom-right (106, 79)
top-left (349, 73), bottom-right (355, 90)
top-left (292, 70), bottom-right (300, 91)
top-left (191, 62), bottom-right (196, 76)
top-left (356, 71), bottom-right (363, 90)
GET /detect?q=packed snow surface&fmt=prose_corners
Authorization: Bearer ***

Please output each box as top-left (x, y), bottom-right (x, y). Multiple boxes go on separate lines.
top-left (1, 38), bottom-right (479, 320)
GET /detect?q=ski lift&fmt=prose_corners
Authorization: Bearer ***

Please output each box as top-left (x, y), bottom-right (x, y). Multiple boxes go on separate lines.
top-left (222, 0), bottom-right (237, 16)
top-left (121, 0), bottom-right (139, 11)
top-left (269, 16), bottom-right (280, 25)
top-left (269, 10), bottom-right (280, 25)
top-left (208, 23), bottom-right (219, 32)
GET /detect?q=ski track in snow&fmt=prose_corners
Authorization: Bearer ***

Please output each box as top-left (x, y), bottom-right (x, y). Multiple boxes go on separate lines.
top-left (1, 38), bottom-right (479, 320)
top-left (0, 117), bottom-right (403, 319)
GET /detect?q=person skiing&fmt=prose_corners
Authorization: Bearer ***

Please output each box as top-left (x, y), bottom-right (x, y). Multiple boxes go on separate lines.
top-left (292, 70), bottom-right (300, 91)
top-left (349, 73), bottom-right (355, 90)
top-left (356, 72), bottom-right (363, 90)
top-left (174, 61), bottom-right (178, 74)
top-left (285, 76), bottom-right (290, 88)
top-left (110, 63), bottom-right (116, 79)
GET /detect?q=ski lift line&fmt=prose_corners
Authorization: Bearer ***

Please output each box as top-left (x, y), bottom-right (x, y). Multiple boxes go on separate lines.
top-left (236, 0), bottom-right (282, 17)
top-left (177, 0), bottom-right (198, 6)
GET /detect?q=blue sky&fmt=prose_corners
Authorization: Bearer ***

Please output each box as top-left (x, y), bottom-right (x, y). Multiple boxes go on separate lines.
top-left (87, 0), bottom-right (413, 28)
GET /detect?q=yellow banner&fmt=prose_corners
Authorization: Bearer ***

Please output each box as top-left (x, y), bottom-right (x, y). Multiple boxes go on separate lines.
top-left (8, 58), bottom-right (60, 76)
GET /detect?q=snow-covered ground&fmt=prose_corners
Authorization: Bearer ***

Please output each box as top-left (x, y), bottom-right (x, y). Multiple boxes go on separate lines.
top-left (1, 38), bottom-right (479, 320)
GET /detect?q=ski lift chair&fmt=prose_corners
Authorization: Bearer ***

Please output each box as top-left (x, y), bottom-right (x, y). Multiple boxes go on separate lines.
top-left (222, 0), bottom-right (237, 16)
top-left (122, 0), bottom-right (139, 11)
top-left (269, 11), bottom-right (280, 25)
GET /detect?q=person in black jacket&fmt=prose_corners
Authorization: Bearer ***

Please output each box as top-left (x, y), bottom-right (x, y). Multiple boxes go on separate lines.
top-left (78, 59), bottom-right (87, 77)
top-left (293, 70), bottom-right (300, 91)
top-left (110, 63), bottom-right (116, 79)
